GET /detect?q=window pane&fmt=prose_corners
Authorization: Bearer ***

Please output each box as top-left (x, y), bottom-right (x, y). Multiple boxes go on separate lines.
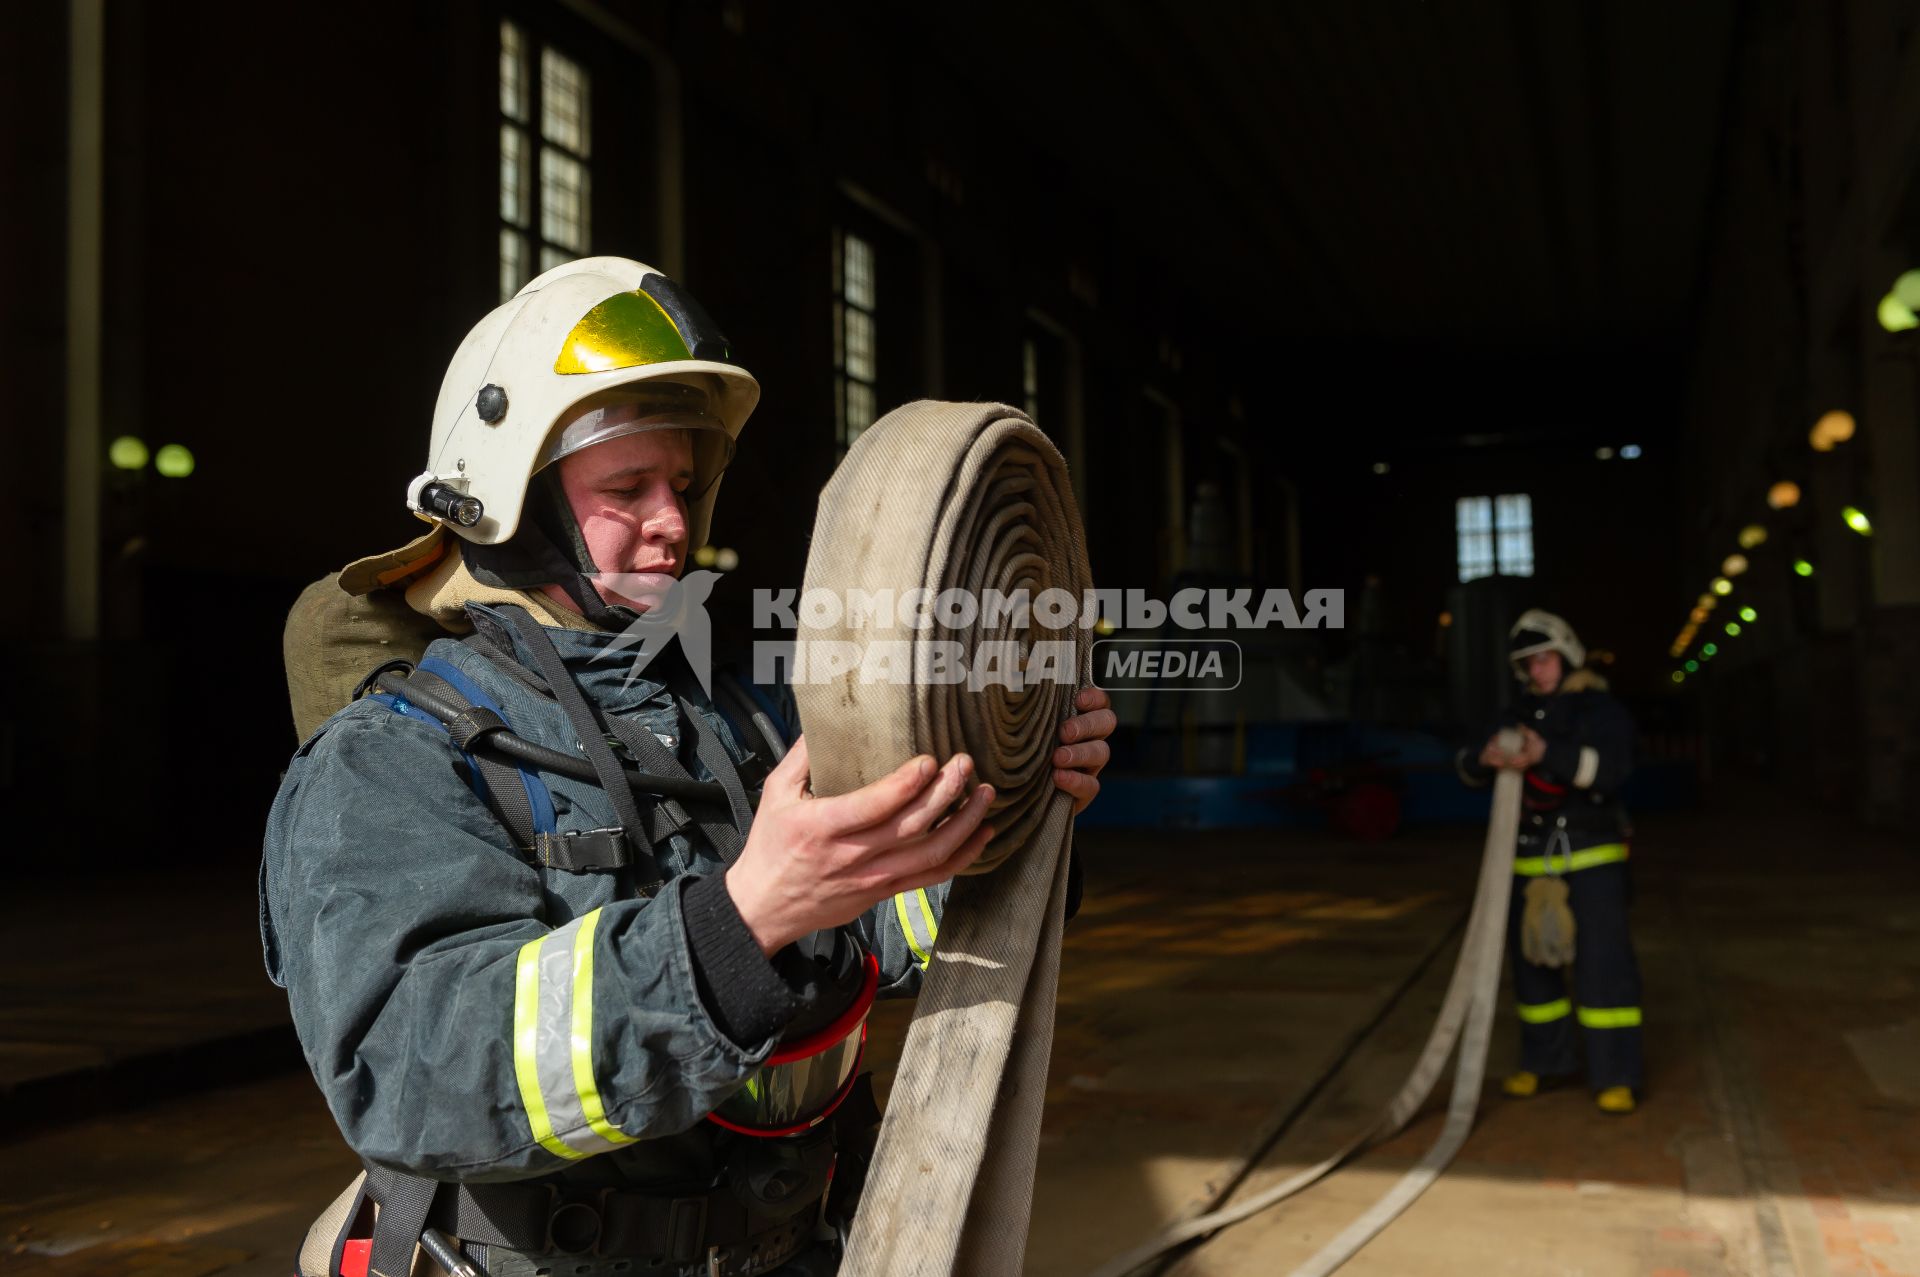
top-left (832, 301), bottom-right (844, 369)
top-left (846, 381), bottom-right (875, 442)
top-left (1458, 531), bottom-right (1494, 583)
top-left (843, 233), bottom-right (875, 310)
top-left (1498, 530), bottom-right (1535, 577)
top-left (541, 47), bottom-right (591, 157)
top-left (1493, 493), bottom-right (1533, 575)
top-left (1494, 493), bottom-right (1531, 531)
top-left (844, 308), bottom-right (875, 382)
top-left (540, 149), bottom-right (590, 252)
top-left (540, 242), bottom-right (569, 275)
top-left (500, 227), bottom-right (528, 302)
top-left (1455, 496), bottom-right (1491, 534)
top-left (500, 124), bottom-right (530, 225)
top-left (500, 21), bottom-right (527, 122)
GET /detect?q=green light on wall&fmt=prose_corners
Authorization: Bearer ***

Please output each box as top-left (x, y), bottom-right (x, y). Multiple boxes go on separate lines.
top-left (1671, 671), bottom-right (1685, 684)
top-left (108, 436), bottom-right (149, 470)
top-left (1881, 291), bottom-right (1920, 333)
top-left (1684, 659), bottom-right (1699, 673)
top-left (154, 444), bottom-right (196, 479)
top-left (1739, 606), bottom-right (1757, 622)
top-left (1702, 643), bottom-right (1718, 658)
top-left (1794, 559), bottom-right (1815, 577)
top-left (1843, 506), bottom-right (1873, 535)
top-left (1725, 621), bottom-right (1742, 637)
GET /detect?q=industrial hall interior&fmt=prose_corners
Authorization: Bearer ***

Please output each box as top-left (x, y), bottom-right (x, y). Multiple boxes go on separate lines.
top-left (6, 1), bottom-right (1920, 1275)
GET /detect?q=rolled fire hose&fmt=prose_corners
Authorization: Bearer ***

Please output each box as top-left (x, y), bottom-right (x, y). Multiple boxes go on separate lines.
top-left (1089, 729), bottom-right (1525, 1277)
top-left (791, 400), bottom-right (1093, 1277)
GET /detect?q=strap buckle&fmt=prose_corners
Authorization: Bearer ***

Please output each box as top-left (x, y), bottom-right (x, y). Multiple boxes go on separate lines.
top-left (667, 1195), bottom-right (709, 1265)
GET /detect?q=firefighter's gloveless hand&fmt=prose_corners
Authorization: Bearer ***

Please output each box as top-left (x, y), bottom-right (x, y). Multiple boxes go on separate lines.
top-left (726, 736), bottom-right (995, 956)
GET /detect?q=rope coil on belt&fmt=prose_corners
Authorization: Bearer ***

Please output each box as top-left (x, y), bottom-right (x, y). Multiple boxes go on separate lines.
top-left (1089, 729), bottom-right (1525, 1277)
top-left (791, 400), bottom-right (1092, 1277)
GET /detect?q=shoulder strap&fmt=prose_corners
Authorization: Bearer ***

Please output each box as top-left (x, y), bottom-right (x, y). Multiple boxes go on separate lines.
top-left (500, 606), bottom-right (665, 893)
top-left (407, 666), bottom-right (545, 853)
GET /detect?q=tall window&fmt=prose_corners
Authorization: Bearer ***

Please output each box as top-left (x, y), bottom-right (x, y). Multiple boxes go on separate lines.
top-left (834, 230), bottom-right (877, 447)
top-left (1456, 494), bottom-right (1533, 581)
top-left (500, 21), bottom-right (592, 301)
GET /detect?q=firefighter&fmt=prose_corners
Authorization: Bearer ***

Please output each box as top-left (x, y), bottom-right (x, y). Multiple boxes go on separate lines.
top-left (1456, 609), bottom-right (1643, 1114)
top-left (260, 257), bottom-right (1115, 1275)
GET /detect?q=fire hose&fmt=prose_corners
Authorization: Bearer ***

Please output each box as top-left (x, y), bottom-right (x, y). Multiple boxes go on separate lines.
top-left (1088, 729), bottom-right (1525, 1277)
top-left (791, 400), bottom-right (1092, 1277)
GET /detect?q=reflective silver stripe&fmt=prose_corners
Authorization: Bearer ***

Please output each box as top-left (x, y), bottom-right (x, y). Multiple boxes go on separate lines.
top-left (527, 913), bottom-right (628, 1157)
top-left (1573, 746), bottom-right (1600, 789)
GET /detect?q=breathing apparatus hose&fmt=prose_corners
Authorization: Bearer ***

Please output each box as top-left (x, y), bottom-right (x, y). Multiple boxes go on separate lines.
top-left (371, 668), bottom-right (733, 807)
top-left (1087, 729), bottom-right (1525, 1277)
top-left (791, 401), bottom-right (1092, 1277)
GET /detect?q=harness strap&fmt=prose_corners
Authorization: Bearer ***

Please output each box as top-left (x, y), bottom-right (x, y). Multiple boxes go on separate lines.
top-left (603, 712), bottom-right (747, 864)
top-left (501, 606), bottom-right (664, 894)
top-left (672, 679), bottom-right (756, 841)
top-left (406, 668), bottom-right (546, 855)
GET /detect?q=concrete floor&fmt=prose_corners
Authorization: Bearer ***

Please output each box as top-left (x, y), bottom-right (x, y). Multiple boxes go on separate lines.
top-left (3, 787), bottom-right (1917, 1276)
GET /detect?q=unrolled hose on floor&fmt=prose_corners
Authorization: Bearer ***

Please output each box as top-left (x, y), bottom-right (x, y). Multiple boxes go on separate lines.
top-left (1087, 730), bottom-right (1525, 1277)
top-left (791, 400), bottom-right (1093, 1277)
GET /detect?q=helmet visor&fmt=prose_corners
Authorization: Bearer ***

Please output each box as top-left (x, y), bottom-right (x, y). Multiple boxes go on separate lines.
top-left (536, 385), bottom-right (736, 500)
top-left (709, 952), bottom-right (879, 1137)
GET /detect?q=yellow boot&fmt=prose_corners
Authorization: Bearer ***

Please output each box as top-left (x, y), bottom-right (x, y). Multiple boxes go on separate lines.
top-left (1502, 1070), bottom-right (1540, 1098)
top-left (1595, 1086), bottom-right (1636, 1114)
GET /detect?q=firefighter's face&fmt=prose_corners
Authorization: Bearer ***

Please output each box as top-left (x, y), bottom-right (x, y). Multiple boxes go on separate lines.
top-left (552, 427), bottom-right (694, 612)
top-left (1524, 650), bottom-right (1564, 694)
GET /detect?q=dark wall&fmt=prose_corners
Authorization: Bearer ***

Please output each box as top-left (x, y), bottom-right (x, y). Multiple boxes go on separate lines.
top-left (9, 0), bottom-right (1273, 866)
top-left (1304, 440), bottom-right (1683, 704)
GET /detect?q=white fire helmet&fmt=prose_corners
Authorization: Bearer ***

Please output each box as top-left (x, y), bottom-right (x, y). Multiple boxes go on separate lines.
top-left (405, 257), bottom-right (760, 552)
top-left (1508, 609), bottom-right (1586, 680)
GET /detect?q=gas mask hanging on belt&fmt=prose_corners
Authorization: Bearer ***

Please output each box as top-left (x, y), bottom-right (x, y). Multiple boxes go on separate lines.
top-left (709, 928), bottom-right (879, 1138)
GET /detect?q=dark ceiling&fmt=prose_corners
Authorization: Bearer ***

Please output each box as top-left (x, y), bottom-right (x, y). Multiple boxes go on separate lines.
top-left (916, 1), bottom-right (1743, 444)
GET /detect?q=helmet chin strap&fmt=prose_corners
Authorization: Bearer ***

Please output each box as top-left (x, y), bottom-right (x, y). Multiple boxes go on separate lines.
top-left (462, 468), bottom-right (639, 631)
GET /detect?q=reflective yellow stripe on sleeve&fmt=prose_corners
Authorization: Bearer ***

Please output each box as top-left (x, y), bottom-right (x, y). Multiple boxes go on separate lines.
top-left (568, 909), bottom-right (637, 1150)
top-left (1516, 998), bottom-right (1572, 1024)
top-left (1512, 843), bottom-right (1629, 877)
top-left (512, 909), bottom-right (633, 1161)
top-left (895, 891), bottom-right (930, 968)
top-left (1577, 1005), bottom-right (1643, 1029)
top-left (513, 930), bottom-right (584, 1160)
top-left (914, 888), bottom-right (939, 949)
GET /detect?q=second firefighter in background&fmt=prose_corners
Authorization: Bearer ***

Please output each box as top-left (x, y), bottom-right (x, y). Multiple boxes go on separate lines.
top-left (1457, 609), bottom-right (1644, 1115)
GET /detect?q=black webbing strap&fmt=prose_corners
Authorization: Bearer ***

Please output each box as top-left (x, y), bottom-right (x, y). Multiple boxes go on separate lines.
top-left (363, 1166), bottom-right (442, 1277)
top-left (675, 688), bottom-right (756, 841)
top-left (501, 606), bottom-right (664, 894)
top-left (602, 714), bottom-right (747, 864)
